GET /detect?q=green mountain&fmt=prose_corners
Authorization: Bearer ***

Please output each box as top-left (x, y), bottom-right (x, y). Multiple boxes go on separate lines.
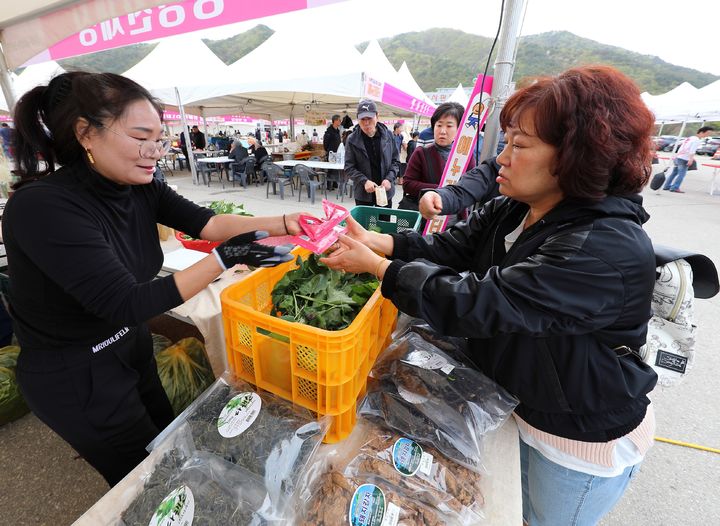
top-left (202, 24), bottom-right (274, 65)
top-left (58, 43), bottom-right (157, 74)
top-left (57, 26), bottom-right (718, 96)
top-left (365, 29), bottom-right (718, 95)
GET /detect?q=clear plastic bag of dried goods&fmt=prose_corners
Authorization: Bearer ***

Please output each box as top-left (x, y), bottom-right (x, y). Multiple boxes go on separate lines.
top-left (359, 332), bottom-right (518, 473)
top-left (148, 373), bottom-right (330, 520)
top-left (343, 420), bottom-right (485, 524)
top-left (395, 317), bottom-right (470, 356)
top-left (121, 451), bottom-right (267, 525)
top-left (298, 470), bottom-right (459, 526)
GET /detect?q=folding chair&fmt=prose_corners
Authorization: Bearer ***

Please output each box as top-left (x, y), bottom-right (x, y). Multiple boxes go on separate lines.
top-left (264, 163), bottom-right (294, 199)
top-left (294, 164), bottom-right (324, 204)
top-left (157, 156), bottom-right (174, 177)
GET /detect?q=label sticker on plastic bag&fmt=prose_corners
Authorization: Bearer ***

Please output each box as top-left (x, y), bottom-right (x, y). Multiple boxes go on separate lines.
top-left (149, 485), bottom-right (194, 526)
top-left (397, 385), bottom-right (428, 404)
top-left (402, 349), bottom-right (448, 370)
top-left (392, 438), bottom-right (424, 476)
top-left (349, 484), bottom-right (387, 526)
top-left (381, 502), bottom-right (401, 526)
top-left (440, 363), bottom-right (455, 374)
top-left (217, 392), bottom-right (261, 438)
top-left (418, 452), bottom-right (434, 476)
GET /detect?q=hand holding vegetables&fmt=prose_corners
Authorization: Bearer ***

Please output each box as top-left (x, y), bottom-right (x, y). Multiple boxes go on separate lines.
top-left (213, 231), bottom-right (293, 270)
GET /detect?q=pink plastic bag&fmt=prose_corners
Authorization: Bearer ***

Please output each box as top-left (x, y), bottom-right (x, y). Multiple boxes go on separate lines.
top-left (291, 200), bottom-right (349, 254)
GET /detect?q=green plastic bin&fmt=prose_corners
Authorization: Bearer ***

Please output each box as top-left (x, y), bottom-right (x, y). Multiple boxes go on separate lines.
top-left (350, 206), bottom-right (421, 234)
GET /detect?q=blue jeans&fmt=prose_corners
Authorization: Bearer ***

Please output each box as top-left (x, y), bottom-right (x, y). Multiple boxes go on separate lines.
top-left (520, 439), bottom-right (640, 525)
top-left (663, 158), bottom-right (689, 190)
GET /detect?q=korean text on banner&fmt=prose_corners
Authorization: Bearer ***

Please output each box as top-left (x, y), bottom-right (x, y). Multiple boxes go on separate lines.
top-left (422, 75), bottom-right (493, 235)
top-left (43, 0), bottom-right (349, 63)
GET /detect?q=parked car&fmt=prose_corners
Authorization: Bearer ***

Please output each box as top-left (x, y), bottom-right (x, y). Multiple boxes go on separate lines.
top-left (696, 137), bottom-right (720, 156)
top-left (653, 135), bottom-right (681, 152)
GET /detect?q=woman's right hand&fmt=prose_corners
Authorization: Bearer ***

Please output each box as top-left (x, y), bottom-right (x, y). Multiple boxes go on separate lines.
top-left (419, 191), bottom-right (443, 219)
top-left (332, 215), bottom-right (395, 257)
top-left (343, 215), bottom-right (372, 247)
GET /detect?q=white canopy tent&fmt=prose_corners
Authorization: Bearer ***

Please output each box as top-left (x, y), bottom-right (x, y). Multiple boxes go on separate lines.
top-left (687, 80), bottom-right (720, 121)
top-left (154, 30), bottom-right (368, 121)
top-left (447, 83), bottom-right (470, 106)
top-left (361, 40), bottom-right (402, 87)
top-left (123, 35), bottom-right (229, 96)
top-left (396, 61), bottom-right (435, 107)
top-left (13, 60), bottom-right (66, 100)
top-left (0, 0), bottom-right (168, 108)
top-left (0, 73), bottom-right (17, 112)
top-left (0, 0), bottom-right (346, 111)
top-left (642, 82), bottom-right (708, 122)
top-left (160, 31), bottom-right (429, 123)
top-left (122, 34), bottom-right (236, 147)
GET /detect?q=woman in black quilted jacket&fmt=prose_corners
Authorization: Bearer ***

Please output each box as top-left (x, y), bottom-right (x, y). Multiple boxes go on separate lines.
top-left (322, 65), bottom-right (658, 526)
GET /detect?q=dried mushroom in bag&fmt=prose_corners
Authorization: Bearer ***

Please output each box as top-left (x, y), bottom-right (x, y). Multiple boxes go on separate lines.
top-left (180, 376), bottom-right (328, 516)
top-left (395, 317), bottom-right (469, 356)
top-left (121, 449), bottom-right (267, 526)
top-left (344, 421), bottom-right (484, 524)
top-left (299, 471), bottom-right (455, 526)
top-left (361, 333), bottom-right (518, 473)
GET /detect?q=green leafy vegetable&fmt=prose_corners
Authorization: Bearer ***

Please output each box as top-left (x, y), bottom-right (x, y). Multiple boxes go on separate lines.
top-left (205, 200), bottom-right (254, 216)
top-left (181, 201), bottom-right (254, 241)
top-left (0, 346), bottom-right (30, 426)
top-left (155, 337), bottom-right (216, 416)
top-left (271, 254), bottom-right (379, 331)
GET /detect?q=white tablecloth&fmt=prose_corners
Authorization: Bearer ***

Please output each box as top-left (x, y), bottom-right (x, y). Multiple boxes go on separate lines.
top-left (275, 159), bottom-right (345, 170)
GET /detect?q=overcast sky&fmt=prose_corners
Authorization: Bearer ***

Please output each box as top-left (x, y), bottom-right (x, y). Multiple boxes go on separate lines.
top-left (199, 0), bottom-right (720, 80)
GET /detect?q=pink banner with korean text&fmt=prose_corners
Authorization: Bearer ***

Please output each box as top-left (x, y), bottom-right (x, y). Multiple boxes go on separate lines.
top-left (423, 74), bottom-right (494, 235)
top-left (30, 0), bottom-right (349, 65)
top-left (163, 111), bottom-right (225, 123)
top-left (163, 111), bottom-right (202, 123)
top-left (362, 75), bottom-right (435, 117)
top-left (382, 83), bottom-right (435, 117)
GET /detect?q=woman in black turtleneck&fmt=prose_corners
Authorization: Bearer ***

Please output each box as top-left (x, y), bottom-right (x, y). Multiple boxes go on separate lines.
top-left (401, 102), bottom-right (474, 212)
top-left (4, 71), bottom-right (300, 487)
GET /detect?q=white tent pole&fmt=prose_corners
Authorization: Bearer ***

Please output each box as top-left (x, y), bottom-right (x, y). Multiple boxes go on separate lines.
top-left (289, 105), bottom-right (295, 141)
top-left (673, 121), bottom-right (688, 154)
top-left (480, 0), bottom-right (528, 162)
top-left (0, 51), bottom-right (16, 112)
top-left (176, 87), bottom-right (197, 184)
top-left (657, 122), bottom-right (665, 135)
top-left (201, 107), bottom-right (209, 144)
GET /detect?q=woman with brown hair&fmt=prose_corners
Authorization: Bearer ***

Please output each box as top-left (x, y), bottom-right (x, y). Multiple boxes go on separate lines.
top-left (322, 65), bottom-right (658, 524)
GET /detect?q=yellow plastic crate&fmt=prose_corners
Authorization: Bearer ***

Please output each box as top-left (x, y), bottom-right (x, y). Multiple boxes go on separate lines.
top-left (220, 248), bottom-right (397, 443)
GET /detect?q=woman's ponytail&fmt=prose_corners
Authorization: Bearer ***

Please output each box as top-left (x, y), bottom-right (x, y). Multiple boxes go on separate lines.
top-left (13, 86), bottom-right (57, 187)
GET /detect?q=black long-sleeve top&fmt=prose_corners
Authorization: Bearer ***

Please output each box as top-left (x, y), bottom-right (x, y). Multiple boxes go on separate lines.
top-left (2, 162), bottom-right (214, 351)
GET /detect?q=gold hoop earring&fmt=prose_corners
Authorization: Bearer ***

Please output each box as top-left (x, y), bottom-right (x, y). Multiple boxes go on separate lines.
top-left (85, 148), bottom-right (95, 165)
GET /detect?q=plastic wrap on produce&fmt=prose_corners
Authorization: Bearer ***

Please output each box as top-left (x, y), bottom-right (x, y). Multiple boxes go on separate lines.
top-left (298, 470), bottom-right (460, 526)
top-left (400, 318), bottom-right (470, 356)
top-left (360, 332), bottom-right (518, 473)
top-left (343, 420), bottom-right (485, 524)
top-left (122, 427), bottom-right (267, 525)
top-left (147, 373), bottom-right (330, 520)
